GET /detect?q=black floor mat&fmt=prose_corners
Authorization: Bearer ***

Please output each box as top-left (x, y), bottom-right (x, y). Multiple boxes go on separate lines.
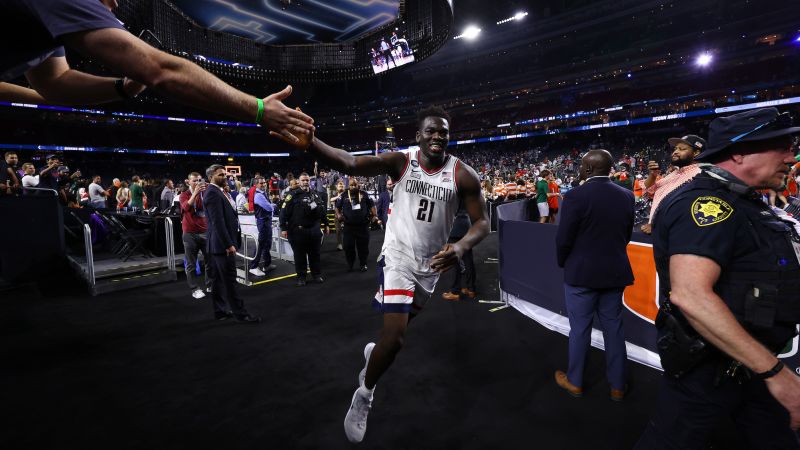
top-left (0, 231), bottom-right (750, 449)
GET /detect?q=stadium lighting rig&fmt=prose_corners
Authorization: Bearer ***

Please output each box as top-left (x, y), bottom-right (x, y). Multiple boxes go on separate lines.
top-left (695, 52), bottom-right (713, 67)
top-left (454, 25), bottom-right (482, 40)
top-left (497, 12), bottom-right (528, 25)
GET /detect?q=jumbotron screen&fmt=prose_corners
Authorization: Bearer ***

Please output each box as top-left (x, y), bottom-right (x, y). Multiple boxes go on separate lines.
top-left (369, 29), bottom-right (414, 74)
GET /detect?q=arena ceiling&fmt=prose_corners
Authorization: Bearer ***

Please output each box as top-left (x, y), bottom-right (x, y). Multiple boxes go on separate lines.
top-left (171, 0), bottom-right (401, 44)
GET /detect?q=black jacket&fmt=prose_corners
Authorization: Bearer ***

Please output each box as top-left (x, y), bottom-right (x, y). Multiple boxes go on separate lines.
top-left (555, 177), bottom-right (635, 289)
top-left (204, 184), bottom-right (241, 254)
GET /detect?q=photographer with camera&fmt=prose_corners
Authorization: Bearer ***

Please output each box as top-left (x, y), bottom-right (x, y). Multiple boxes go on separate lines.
top-left (37, 155), bottom-right (80, 203)
top-left (179, 172), bottom-right (212, 300)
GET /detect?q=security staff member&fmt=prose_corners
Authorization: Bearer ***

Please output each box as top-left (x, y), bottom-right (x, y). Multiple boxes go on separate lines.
top-left (335, 178), bottom-right (380, 271)
top-left (249, 176), bottom-right (276, 277)
top-left (635, 107), bottom-right (800, 449)
top-left (280, 172), bottom-right (326, 286)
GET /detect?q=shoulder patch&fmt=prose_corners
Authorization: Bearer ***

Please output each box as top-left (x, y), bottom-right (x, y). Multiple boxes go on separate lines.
top-left (284, 194), bottom-right (292, 202)
top-left (691, 196), bottom-right (733, 227)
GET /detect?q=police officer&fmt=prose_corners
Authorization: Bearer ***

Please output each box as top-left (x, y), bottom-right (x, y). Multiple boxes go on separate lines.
top-left (280, 172), bottom-right (326, 286)
top-left (635, 107), bottom-right (800, 449)
top-left (249, 176), bottom-right (277, 277)
top-left (335, 177), bottom-right (380, 271)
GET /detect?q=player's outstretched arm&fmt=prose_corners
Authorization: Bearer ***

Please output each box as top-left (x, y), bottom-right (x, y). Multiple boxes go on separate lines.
top-left (430, 162), bottom-right (490, 273)
top-left (305, 136), bottom-right (407, 179)
top-left (60, 28), bottom-right (313, 142)
top-left (0, 82), bottom-right (47, 103)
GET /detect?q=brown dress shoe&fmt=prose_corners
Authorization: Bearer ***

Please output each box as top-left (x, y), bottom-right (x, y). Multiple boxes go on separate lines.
top-left (555, 370), bottom-right (583, 397)
top-left (610, 386), bottom-right (627, 402)
top-left (460, 288), bottom-right (476, 299)
top-left (442, 292), bottom-right (460, 301)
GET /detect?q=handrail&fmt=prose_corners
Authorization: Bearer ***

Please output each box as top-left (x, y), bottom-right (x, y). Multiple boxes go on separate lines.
top-left (83, 223), bottom-right (95, 286)
top-left (237, 231), bottom-right (258, 284)
top-left (165, 217), bottom-right (176, 271)
top-left (21, 187), bottom-right (59, 196)
top-left (236, 232), bottom-right (258, 261)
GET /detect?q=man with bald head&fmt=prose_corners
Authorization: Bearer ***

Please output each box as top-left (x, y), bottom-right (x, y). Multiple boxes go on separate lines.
top-left (554, 149), bottom-right (636, 400)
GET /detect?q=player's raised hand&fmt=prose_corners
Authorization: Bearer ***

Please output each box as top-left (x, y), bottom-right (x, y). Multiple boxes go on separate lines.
top-left (430, 243), bottom-right (463, 273)
top-left (262, 85), bottom-right (314, 144)
top-left (270, 105), bottom-right (314, 149)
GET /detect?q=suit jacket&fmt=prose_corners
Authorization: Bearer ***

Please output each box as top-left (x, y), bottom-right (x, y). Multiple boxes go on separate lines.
top-left (555, 177), bottom-right (635, 289)
top-left (204, 184), bottom-right (241, 254)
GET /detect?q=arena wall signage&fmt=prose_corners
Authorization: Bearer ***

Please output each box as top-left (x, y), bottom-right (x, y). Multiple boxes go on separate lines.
top-left (495, 201), bottom-right (800, 375)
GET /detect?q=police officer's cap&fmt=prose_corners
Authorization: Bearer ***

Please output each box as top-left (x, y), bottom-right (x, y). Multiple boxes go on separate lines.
top-left (667, 134), bottom-right (706, 151)
top-left (697, 107), bottom-right (800, 160)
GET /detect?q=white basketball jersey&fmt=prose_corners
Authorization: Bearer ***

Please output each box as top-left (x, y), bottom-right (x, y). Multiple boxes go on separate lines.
top-left (381, 151), bottom-right (461, 274)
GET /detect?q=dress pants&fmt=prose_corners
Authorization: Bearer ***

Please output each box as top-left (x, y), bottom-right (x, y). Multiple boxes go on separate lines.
top-left (250, 219), bottom-right (272, 270)
top-left (288, 226), bottom-right (322, 278)
top-left (208, 253), bottom-right (248, 319)
top-left (634, 359), bottom-right (800, 449)
top-left (334, 217), bottom-right (343, 246)
top-left (382, 49), bottom-right (396, 67)
top-left (449, 248), bottom-right (475, 293)
top-left (563, 283), bottom-right (627, 390)
top-left (343, 223), bottom-right (369, 268)
top-left (183, 232), bottom-right (212, 292)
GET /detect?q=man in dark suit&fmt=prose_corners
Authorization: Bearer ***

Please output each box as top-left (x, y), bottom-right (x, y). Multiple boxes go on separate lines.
top-left (204, 164), bottom-right (261, 324)
top-left (554, 149), bottom-right (635, 401)
top-left (375, 178), bottom-right (393, 226)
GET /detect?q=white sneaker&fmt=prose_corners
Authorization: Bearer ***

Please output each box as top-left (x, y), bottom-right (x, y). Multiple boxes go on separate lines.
top-left (249, 268), bottom-right (266, 277)
top-left (191, 289), bottom-right (206, 299)
top-left (358, 342), bottom-right (376, 387)
top-left (344, 386), bottom-right (373, 443)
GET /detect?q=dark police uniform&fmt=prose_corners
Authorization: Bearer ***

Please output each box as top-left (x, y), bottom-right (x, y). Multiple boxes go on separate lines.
top-left (636, 165), bottom-right (800, 449)
top-left (336, 189), bottom-right (375, 270)
top-left (280, 188), bottom-right (326, 281)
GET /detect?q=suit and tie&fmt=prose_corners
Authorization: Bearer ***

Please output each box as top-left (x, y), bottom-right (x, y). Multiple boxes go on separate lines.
top-left (204, 183), bottom-right (252, 321)
top-left (555, 176), bottom-right (635, 391)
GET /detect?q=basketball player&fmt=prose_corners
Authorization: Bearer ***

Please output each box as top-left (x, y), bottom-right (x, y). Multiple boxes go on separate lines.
top-left (278, 106), bottom-right (489, 443)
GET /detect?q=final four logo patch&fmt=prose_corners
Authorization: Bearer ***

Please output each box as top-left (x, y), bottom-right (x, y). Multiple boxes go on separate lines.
top-left (691, 196), bottom-right (733, 227)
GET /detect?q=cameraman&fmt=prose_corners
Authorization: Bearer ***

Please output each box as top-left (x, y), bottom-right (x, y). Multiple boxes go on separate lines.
top-left (179, 172), bottom-right (212, 300)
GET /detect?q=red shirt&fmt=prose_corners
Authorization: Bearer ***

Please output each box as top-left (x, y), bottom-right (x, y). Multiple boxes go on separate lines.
top-left (269, 177), bottom-right (280, 193)
top-left (247, 185), bottom-right (257, 212)
top-left (547, 181), bottom-right (560, 209)
top-left (179, 190), bottom-right (208, 234)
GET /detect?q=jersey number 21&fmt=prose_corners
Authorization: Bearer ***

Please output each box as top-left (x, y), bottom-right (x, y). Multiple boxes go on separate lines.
top-left (417, 198), bottom-right (435, 222)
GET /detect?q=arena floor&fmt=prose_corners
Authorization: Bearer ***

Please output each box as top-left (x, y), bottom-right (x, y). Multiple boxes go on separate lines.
top-left (2, 231), bottom-right (747, 449)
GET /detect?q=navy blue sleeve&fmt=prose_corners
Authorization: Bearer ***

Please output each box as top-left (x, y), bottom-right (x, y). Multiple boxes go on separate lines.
top-left (626, 190), bottom-right (635, 243)
top-left (555, 190), bottom-right (582, 268)
top-left (26, 0), bottom-right (124, 39)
